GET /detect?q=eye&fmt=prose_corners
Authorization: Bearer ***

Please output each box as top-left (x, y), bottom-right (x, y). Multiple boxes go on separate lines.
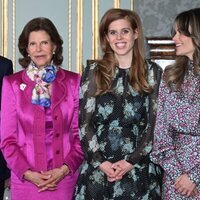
top-left (108, 30), bottom-right (118, 36)
top-left (41, 41), bottom-right (49, 45)
top-left (121, 29), bottom-right (130, 35)
top-left (28, 42), bottom-right (36, 46)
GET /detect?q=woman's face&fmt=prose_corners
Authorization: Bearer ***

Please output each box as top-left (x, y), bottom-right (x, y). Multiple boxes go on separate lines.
top-left (26, 30), bottom-right (56, 68)
top-left (172, 27), bottom-right (195, 60)
top-left (106, 18), bottom-right (138, 60)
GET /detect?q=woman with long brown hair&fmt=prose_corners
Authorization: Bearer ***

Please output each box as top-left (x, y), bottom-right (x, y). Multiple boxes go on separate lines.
top-left (74, 8), bottom-right (163, 200)
top-left (151, 8), bottom-right (200, 199)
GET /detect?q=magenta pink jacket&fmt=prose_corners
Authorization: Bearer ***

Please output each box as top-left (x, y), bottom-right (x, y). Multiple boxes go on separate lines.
top-left (0, 68), bottom-right (83, 180)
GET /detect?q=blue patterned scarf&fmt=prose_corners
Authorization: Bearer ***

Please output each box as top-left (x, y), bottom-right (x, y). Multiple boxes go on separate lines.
top-left (26, 62), bottom-right (58, 107)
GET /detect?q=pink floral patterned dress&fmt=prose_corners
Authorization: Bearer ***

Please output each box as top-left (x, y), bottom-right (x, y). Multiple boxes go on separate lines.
top-left (151, 63), bottom-right (200, 200)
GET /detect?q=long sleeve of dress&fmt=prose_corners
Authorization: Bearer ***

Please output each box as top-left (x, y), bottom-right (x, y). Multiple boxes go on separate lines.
top-left (126, 61), bottom-right (163, 165)
top-left (0, 77), bottom-right (30, 180)
top-left (150, 79), bottom-right (184, 182)
top-left (79, 63), bottom-right (105, 168)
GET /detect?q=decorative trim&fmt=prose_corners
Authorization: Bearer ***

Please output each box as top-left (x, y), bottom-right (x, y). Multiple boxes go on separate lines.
top-left (1, 0), bottom-right (8, 56)
top-left (12, 0), bottom-right (16, 69)
top-left (114, 0), bottom-right (120, 8)
top-left (76, 0), bottom-right (83, 73)
top-left (92, 0), bottom-right (99, 60)
top-left (131, 0), bottom-right (134, 10)
top-left (68, 0), bottom-right (72, 70)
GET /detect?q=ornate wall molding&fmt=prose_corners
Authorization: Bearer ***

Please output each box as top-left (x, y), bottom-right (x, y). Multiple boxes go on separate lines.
top-left (1, 0), bottom-right (8, 56)
top-left (68, 0), bottom-right (72, 71)
top-left (76, 0), bottom-right (83, 73)
top-left (92, 0), bottom-right (98, 60)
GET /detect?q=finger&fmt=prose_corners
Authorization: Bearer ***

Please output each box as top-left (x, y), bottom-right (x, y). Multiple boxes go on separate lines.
top-left (38, 177), bottom-right (56, 187)
top-left (38, 184), bottom-right (57, 192)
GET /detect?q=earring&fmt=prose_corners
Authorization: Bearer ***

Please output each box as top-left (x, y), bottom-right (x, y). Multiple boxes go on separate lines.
top-left (53, 51), bottom-right (55, 55)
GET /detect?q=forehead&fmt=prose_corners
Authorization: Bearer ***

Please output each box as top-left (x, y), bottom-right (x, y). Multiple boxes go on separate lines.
top-left (108, 19), bottom-right (131, 30)
top-left (28, 30), bottom-right (51, 40)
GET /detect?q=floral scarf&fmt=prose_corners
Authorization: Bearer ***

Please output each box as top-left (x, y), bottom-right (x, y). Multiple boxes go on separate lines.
top-left (26, 62), bottom-right (58, 107)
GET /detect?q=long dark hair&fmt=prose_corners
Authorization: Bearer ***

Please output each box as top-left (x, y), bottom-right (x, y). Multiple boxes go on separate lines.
top-left (165, 8), bottom-right (200, 89)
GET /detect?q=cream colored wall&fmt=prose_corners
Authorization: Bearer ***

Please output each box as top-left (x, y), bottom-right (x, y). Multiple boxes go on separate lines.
top-left (0, 0), bottom-right (133, 73)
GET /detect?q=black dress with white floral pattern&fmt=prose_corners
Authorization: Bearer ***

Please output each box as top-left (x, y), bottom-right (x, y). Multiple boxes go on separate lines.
top-left (74, 62), bottom-right (163, 200)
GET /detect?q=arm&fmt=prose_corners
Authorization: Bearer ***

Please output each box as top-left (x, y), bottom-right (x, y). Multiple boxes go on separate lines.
top-left (79, 63), bottom-right (105, 168)
top-left (63, 74), bottom-right (84, 174)
top-left (125, 62), bottom-right (163, 166)
top-left (150, 78), bottom-right (184, 182)
top-left (0, 77), bottom-right (30, 180)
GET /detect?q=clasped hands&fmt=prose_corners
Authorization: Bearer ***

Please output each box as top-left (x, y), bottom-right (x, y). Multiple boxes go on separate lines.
top-left (23, 165), bottom-right (70, 192)
top-left (99, 160), bottom-right (133, 182)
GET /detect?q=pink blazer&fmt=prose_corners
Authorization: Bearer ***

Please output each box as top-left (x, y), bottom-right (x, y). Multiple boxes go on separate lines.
top-left (0, 68), bottom-right (83, 180)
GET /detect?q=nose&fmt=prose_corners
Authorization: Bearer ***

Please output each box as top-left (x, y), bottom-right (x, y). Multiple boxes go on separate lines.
top-left (172, 32), bottom-right (179, 42)
top-left (116, 32), bottom-right (122, 39)
top-left (36, 44), bottom-right (42, 51)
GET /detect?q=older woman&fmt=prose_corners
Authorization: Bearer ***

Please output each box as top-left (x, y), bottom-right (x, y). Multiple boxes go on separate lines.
top-left (0, 17), bottom-right (83, 200)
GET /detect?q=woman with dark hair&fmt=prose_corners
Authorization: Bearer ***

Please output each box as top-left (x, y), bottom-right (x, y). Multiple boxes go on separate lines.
top-left (151, 8), bottom-right (200, 199)
top-left (74, 8), bottom-right (163, 200)
top-left (0, 17), bottom-right (83, 200)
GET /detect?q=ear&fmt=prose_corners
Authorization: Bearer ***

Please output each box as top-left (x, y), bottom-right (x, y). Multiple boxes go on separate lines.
top-left (53, 44), bottom-right (57, 52)
top-left (134, 29), bottom-right (139, 39)
top-left (26, 47), bottom-right (30, 54)
top-left (106, 34), bottom-right (110, 42)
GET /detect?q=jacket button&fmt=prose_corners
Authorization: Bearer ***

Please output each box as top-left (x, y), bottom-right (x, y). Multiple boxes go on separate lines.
top-left (55, 133), bottom-right (60, 137)
top-left (56, 150), bottom-right (60, 154)
top-left (54, 116), bottom-right (58, 120)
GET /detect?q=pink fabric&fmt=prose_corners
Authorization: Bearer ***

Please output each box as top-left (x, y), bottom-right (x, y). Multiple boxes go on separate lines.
top-left (0, 68), bottom-right (83, 200)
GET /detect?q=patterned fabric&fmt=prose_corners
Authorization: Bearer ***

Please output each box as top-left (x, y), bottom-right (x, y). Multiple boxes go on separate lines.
top-left (150, 63), bottom-right (200, 199)
top-left (26, 62), bottom-right (58, 107)
top-left (74, 62), bottom-right (163, 200)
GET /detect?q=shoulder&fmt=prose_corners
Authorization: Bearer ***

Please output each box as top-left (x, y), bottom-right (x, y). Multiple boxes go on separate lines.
top-left (3, 70), bottom-right (23, 82)
top-left (146, 59), bottom-right (163, 74)
top-left (59, 67), bottom-right (80, 79)
top-left (82, 62), bottom-right (98, 81)
top-left (0, 56), bottom-right (13, 69)
top-left (58, 68), bottom-right (81, 90)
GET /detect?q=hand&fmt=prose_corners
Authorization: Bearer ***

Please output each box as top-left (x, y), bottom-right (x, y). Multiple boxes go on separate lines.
top-left (38, 165), bottom-right (70, 192)
top-left (99, 161), bottom-right (117, 181)
top-left (4, 178), bottom-right (10, 189)
top-left (175, 174), bottom-right (197, 197)
top-left (23, 170), bottom-right (52, 188)
top-left (111, 160), bottom-right (133, 180)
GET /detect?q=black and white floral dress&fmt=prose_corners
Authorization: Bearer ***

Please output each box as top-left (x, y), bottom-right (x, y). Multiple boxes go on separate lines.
top-left (74, 62), bottom-right (163, 200)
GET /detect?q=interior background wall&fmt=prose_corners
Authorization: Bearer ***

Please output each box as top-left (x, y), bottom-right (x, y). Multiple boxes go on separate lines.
top-left (134, 0), bottom-right (200, 58)
top-left (1, 0), bottom-right (199, 72)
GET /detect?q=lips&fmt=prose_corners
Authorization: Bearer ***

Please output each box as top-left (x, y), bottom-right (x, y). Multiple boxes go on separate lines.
top-left (115, 42), bottom-right (126, 49)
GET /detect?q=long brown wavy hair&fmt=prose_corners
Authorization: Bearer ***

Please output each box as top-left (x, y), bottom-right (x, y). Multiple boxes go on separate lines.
top-left (164, 8), bottom-right (200, 90)
top-left (95, 8), bottom-right (151, 95)
top-left (18, 17), bottom-right (63, 68)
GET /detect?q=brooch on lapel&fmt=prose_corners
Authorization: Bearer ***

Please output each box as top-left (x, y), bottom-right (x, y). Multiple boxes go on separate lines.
top-left (20, 83), bottom-right (27, 91)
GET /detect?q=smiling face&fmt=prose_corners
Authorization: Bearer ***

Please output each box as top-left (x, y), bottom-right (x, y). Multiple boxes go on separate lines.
top-left (26, 30), bottom-right (56, 68)
top-left (172, 27), bottom-right (195, 60)
top-left (106, 18), bottom-right (138, 63)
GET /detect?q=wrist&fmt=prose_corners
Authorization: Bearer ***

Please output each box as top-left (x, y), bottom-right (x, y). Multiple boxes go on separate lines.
top-left (60, 165), bottom-right (70, 176)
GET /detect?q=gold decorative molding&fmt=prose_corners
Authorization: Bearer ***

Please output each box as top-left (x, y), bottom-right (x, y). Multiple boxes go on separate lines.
top-left (76, 0), bottom-right (83, 73)
top-left (131, 0), bottom-right (134, 10)
top-left (1, 0), bottom-right (8, 56)
top-left (68, 0), bottom-right (72, 71)
top-left (92, 0), bottom-right (98, 60)
top-left (12, 0), bottom-right (16, 69)
top-left (114, 0), bottom-right (120, 8)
